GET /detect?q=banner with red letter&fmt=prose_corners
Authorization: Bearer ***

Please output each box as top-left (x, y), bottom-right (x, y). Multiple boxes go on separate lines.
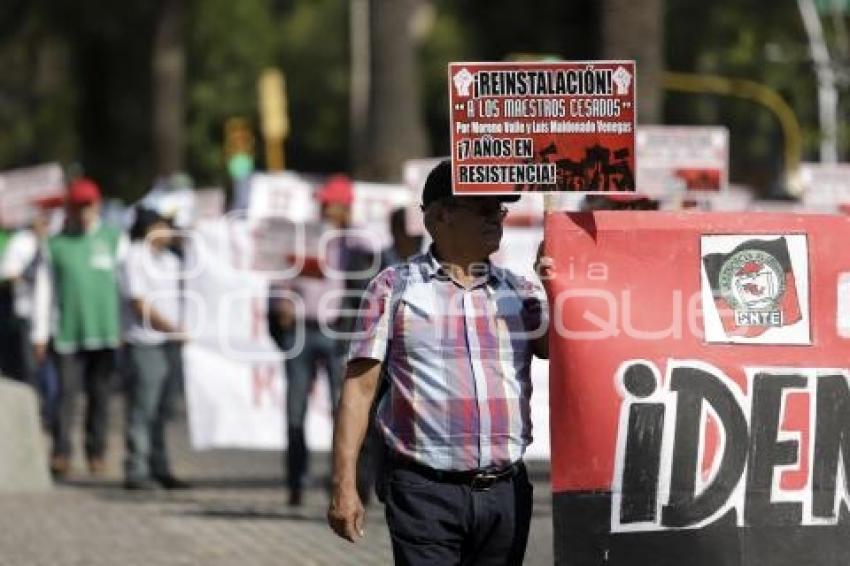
top-left (545, 211), bottom-right (850, 565)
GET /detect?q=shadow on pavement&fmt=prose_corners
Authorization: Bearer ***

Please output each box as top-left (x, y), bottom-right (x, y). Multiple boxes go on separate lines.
top-left (176, 505), bottom-right (327, 522)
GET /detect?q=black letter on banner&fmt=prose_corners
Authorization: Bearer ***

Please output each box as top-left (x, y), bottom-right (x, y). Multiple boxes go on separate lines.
top-left (661, 366), bottom-right (748, 528)
top-left (744, 373), bottom-right (805, 526)
top-left (812, 374), bottom-right (850, 519)
top-left (619, 363), bottom-right (664, 524)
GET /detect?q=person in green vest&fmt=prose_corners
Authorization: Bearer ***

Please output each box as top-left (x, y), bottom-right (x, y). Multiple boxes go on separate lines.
top-left (33, 178), bottom-right (127, 479)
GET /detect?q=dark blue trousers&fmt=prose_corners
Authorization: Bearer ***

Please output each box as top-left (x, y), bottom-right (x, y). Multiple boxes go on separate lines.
top-left (384, 460), bottom-right (533, 566)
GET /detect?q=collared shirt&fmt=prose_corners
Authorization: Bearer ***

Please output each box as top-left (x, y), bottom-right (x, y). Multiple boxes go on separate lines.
top-left (347, 248), bottom-right (546, 472)
top-left (120, 241), bottom-right (182, 346)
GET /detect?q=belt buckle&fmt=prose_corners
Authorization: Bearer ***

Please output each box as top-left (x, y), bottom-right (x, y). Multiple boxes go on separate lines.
top-left (470, 471), bottom-right (498, 491)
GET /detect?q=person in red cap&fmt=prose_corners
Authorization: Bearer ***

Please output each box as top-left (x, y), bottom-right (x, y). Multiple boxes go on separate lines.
top-left (268, 174), bottom-right (354, 506)
top-left (33, 177), bottom-right (128, 479)
top-left (314, 174), bottom-right (354, 226)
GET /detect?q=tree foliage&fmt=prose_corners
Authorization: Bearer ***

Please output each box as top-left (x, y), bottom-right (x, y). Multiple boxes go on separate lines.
top-left (186, 0), bottom-right (277, 187)
top-left (665, 0), bottom-right (823, 195)
top-left (0, 0), bottom-right (844, 198)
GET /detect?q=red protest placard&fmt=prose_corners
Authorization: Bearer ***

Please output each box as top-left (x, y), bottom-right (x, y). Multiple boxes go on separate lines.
top-left (448, 61), bottom-right (636, 195)
top-left (545, 210), bottom-right (850, 565)
top-left (636, 126), bottom-right (729, 198)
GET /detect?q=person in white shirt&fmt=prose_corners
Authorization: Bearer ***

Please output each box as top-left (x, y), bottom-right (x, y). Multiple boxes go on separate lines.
top-left (0, 196), bottom-right (62, 411)
top-left (120, 207), bottom-right (189, 490)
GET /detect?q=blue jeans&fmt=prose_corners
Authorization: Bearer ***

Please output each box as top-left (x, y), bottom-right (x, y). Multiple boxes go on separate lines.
top-left (282, 321), bottom-right (344, 491)
top-left (124, 342), bottom-right (183, 481)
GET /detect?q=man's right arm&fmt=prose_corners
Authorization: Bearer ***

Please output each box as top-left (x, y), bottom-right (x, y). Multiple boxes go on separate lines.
top-left (327, 357), bottom-right (382, 543)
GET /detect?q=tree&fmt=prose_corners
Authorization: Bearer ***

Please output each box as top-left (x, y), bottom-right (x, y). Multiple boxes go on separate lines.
top-left (276, 0), bottom-right (350, 174)
top-left (186, 0), bottom-right (277, 185)
top-left (360, 0), bottom-right (428, 180)
top-left (601, 0), bottom-right (665, 124)
top-left (664, 0), bottom-right (820, 195)
top-left (152, 0), bottom-right (186, 176)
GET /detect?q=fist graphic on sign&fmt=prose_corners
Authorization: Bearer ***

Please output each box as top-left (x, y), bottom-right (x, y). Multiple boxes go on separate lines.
top-left (612, 66), bottom-right (632, 95)
top-left (453, 68), bottom-right (474, 97)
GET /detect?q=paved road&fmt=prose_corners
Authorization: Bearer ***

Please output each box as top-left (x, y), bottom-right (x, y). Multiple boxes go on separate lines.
top-left (0, 397), bottom-right (554, 565)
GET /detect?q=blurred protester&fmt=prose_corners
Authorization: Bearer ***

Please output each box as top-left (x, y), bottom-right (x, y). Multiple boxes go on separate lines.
top-left (33, 178), bottom-right (127, 478)
top-left (0, 196), bottom-right (63, 421)
top-left (268, 174), bottom-right (352, 506)
top-left (380, 207), bottom-right (424, 268)
top-left (120, 207), bottom-right (189, 490)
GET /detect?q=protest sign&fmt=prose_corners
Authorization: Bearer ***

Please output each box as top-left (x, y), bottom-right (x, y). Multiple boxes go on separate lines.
top-left (0, 163), bottom-right (65, 228)
top-left (546, 210), bottom-right (850, 565)
top-left (636, 126), bottom-right (729, 198)
top-left (799, 162), bottom-right (850, 212)
top-left (248, 171), bottom-right (315, 222)
top-left (448, 61), bottom-right (636, 195)
top-left (248, 171), bottom-right (414, 250)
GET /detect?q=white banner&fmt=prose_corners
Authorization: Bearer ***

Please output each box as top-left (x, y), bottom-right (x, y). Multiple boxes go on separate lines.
top-left (182, 217), bottom-right (334, 450)
top-left (248, 172), bottom-right (315, 223)
top-left (181, 216), bottom-right (551, 458)
top-left (247, 171), bottom-right (415, 249)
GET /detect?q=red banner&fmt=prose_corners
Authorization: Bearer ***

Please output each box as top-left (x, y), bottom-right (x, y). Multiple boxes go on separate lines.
top-left (545, 211), bottom-right (850, 565)
top-left (448, 61), bottom-right (636, 195)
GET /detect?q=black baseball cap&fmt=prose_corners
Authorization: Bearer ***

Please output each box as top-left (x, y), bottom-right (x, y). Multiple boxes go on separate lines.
top-left (129, 206), bottom-right (169, 240)
top-left (421, 159), bottom-right (521, 208)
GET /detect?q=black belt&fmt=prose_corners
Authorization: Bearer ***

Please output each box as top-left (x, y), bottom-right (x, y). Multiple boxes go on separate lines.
top-left (390, 455), bottom-right (522, 491)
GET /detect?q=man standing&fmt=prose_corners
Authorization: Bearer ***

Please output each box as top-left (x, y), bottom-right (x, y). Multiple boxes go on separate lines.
top-left (269, 174), bottom-right (353, 506)
top-left (121, 207), bottom-right (188, 490)
top-left (34, 178), bottom-right (127, 478)
top-left (328, 160), bottom-right (549, 564)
